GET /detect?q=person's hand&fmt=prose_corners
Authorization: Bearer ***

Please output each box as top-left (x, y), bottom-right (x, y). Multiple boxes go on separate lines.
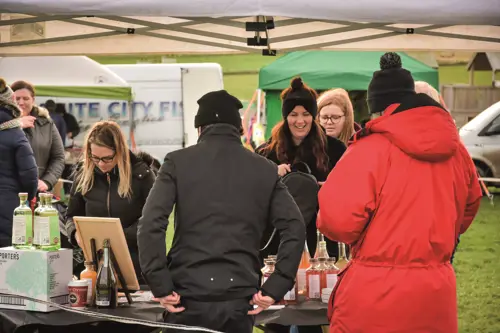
top-left (37, 180), bottom-right (49, 192)
top-left (153, 291), bottom-right (185, 313)
top-left (277, 164), bottom-right (291, 177)
top-left (20, 116), bottom-right (36, 129)
top-left (248, 291), bottom-right (275, 315)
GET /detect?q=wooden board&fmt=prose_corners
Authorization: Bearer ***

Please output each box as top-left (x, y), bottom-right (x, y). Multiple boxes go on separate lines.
top-left (73, 216), bottom-right (140, 291)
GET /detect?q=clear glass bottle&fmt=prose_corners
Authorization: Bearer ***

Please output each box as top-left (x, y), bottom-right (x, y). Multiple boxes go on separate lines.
top-left (32, 193), bottom-right (46, 249)
top-left (12, 193), bottom-right (33, 249)
top-left (336, 243), bottom-right (349, 270)
top-left (314, 230), bottom-right (330, 259)
top-left (317, 257), bottom-right (329, 292)
top-left (326, 258), bottom-right (340, 289)
top-left (297, 241), bottom-right (311, 296)
top-left (35, 193), bottom-right (61, 251)
top-left (306, 258), bottom-right (321, 300)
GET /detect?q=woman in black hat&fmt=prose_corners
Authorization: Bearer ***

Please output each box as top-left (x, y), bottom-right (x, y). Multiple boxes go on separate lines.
top-left (256, 77), bottom-right (346, 333)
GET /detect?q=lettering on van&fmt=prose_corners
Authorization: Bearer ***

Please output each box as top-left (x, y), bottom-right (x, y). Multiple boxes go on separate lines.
top-left (64, 101), bottom-right (183, 119)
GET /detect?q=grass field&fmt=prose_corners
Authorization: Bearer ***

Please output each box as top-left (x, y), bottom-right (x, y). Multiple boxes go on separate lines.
top-left (164, 194), bottom-right (499, 333)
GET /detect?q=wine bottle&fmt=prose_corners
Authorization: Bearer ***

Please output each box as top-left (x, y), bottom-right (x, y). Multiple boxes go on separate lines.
top-left (95, 239), bottom-right (118, 308)
top-left (12, 193), bottom-right (33, 249)
top-left (297, 241), bottom-right (311, 295)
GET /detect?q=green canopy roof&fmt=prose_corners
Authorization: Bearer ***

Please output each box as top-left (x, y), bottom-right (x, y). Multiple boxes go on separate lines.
top-left (35, 86), bottom-right (132, 100)
top-left (259, 51), bottom-right (439, 91)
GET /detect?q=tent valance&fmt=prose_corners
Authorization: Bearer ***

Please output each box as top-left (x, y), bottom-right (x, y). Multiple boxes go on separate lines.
top-left (0, 1), bottom-right (499, 56)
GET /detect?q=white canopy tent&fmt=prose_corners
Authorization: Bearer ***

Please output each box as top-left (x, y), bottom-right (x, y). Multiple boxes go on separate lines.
top-left (0, 0), bottom-right (499, 55)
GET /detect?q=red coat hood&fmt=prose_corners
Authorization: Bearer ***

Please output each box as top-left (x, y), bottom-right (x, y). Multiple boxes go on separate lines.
top-left (358, 94), bottom-right (459, 163)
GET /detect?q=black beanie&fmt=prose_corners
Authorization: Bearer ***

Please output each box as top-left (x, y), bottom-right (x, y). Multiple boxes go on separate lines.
top-left (194, 90), bottom-right (243, 129)
top-left (367, 52), bottom-right (416, 114)
top-left (282, 77), bottom-right (318, 119)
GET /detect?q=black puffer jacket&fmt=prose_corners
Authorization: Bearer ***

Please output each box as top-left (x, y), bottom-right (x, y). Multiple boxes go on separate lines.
top-left (256, 135), bottom-right (346, 260)
top-left (0, 104), bottom-right (38, 247)
top-left (65, 152), bottom-right (155, 279)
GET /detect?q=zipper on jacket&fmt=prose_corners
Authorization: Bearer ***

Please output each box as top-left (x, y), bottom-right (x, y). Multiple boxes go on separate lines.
top-left (106, 173), bottom-right (111, 217)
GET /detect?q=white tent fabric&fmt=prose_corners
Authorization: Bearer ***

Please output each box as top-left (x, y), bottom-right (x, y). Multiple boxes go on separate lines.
top-left (0, 1), bottom-right (499, 55)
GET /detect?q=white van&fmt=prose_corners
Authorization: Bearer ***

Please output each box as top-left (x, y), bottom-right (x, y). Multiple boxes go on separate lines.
top-left (106, 63), bottom-right (224, 161)
top-left (459, 101), bottom-right (500, 184)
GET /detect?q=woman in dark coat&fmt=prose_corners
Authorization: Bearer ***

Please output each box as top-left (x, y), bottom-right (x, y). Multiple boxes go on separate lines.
top-left (11, 81), bottom-right (65, 193)
top-left (65, 121), bottom-right (155, 282)
top-left (0, 78), bottom-right (38, 247)
top-left (256, 77), bottom-right (346, 333)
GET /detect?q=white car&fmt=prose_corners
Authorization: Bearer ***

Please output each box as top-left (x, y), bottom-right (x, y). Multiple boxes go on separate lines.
top-left (459, 101), bottom-right (500, 187)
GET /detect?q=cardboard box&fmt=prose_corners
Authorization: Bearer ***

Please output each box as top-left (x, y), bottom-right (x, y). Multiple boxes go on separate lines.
top-left (0, 247), bottom-right (73, 312)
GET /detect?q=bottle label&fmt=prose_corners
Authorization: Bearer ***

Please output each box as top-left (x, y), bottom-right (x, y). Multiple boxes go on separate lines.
top-left (12, 215), bottom-right (31, 245)
top-left (96, 299), bottom-right (110, 306)
top-left (35, 216), bottom-right (60, 246)
top-left (284, 284), bottom-right (296, 301)
top-left (297, 269), bottom-right (307, 292)
top-left (308, 275), bottom-right (320, 299)
top-left (326, 273), bottom-right (338, 289)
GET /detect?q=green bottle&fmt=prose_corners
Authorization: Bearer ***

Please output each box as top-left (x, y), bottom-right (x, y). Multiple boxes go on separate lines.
top-left (12, 192), bottom-right (33, 250)
top-left (34, 193), bottom-right (61, 251)
top-left (33, 193), bottom-right (45, 249)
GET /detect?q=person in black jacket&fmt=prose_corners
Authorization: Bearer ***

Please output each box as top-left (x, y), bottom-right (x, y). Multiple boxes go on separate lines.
top-left (256, 78), bottom-right (346, 333)
top-left (138, 90), bottom-right (305, 333)
top-left (65, 121), bottom-right (155, 281)
top-left (0, 78), bottom-right (38, 247)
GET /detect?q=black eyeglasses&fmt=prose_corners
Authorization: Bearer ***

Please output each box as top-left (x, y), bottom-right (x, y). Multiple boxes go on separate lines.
top-left (90, 153), bottom-right (116, 164)
top-left (320, 115), bottom-right (344, 124)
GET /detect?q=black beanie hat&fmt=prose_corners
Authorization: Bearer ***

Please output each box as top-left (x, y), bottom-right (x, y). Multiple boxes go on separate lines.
top-left (367, 52), bottom-right (416, 114)
top-left (194, 90), bottom-right (243, 129)
top-left (282, 77), bottom-right (318, 119)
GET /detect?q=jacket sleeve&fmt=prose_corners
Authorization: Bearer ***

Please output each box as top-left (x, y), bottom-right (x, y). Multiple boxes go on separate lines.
top-left (14, 129), bottom-right (38, 200)
top-left (261, 177), bottom-right (306, 301)
top-left (317, 139), bottom-right (386, 245)
top-left (138, 155), bottom-right (177, 298)
top-left (40, 123), bottom-right (65, 189)
top-left (123, 169), bottom-right (156, 246)
top-left (65, 180), bottom-right (86, 245)
top-left (460, 154), bottom-right (482, 234)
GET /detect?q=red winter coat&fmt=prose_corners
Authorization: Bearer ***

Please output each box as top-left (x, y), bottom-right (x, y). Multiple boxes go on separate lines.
top-left (317, 95), bottom-right (482, 333)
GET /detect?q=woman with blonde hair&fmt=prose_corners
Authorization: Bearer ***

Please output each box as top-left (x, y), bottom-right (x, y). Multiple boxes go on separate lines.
top-left (317, 88), bottom-right (356, 145)
top-left (414, 81), bottom-right (449, 110)
top-left (65, 121), bottom-right (155, 281)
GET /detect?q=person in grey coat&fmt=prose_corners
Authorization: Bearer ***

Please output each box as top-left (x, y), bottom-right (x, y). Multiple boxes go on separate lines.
top-left (11, 81), bottom-right (65, 192)
top-left (138, 90), bottom-right (306, 333)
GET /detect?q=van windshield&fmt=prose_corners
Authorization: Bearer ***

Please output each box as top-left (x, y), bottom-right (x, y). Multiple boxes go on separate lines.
top-left (461, 101), bottom-right (500, 131)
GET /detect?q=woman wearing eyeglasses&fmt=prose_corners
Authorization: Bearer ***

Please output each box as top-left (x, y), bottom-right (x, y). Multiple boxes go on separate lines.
top-left (65, 121), bottom-right (156, 282)
top-left (317, 89), bottom-right (358, 145)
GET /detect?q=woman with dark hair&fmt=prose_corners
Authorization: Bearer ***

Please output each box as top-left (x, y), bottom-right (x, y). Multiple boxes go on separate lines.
top-left (256, 77), bottom-right (346, 333)
top-left (11, 80), bottom-right (65, 193)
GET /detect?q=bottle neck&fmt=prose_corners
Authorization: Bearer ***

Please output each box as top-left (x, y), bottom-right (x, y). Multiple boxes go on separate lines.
top-left (85, 264), bottom-right (95, 272)
top-left (338, 243), bottom-right (347, 259)
top-left (103, 248), bottom-right (109, 268)
top-left (19, 197), bottom-right (28, 207)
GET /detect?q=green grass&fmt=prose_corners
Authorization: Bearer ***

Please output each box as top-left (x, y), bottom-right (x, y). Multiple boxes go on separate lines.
top-left (164, 194), bottom-right (499, 333)
top-left (455, 194), bottom-right (500, 333)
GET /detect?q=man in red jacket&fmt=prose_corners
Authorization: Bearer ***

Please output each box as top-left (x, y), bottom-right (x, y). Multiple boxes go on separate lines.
top-left (317, 52), bottom-right (482, 333)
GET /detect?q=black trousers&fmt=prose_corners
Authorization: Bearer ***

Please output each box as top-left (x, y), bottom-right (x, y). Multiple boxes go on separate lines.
top-left (266, 324), bottom-right (323, 333)
top-left (163, 298), bottom-right (255, 333)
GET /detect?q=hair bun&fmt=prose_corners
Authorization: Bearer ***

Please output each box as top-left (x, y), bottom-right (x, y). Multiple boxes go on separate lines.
top-left (380, 52), bottom-right (402, 70)
top-left (291, 77), bottom-right (304, 91)
top-left (0, 78), bottom-right (7, 92)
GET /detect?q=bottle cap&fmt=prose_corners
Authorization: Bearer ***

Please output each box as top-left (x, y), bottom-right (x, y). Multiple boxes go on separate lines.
top-left (84, 261), bottom-right (95, 266)
top-left (318, 257), bottom-right (327, 262)
top-left (310, 258), bottom-right (318, 262)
